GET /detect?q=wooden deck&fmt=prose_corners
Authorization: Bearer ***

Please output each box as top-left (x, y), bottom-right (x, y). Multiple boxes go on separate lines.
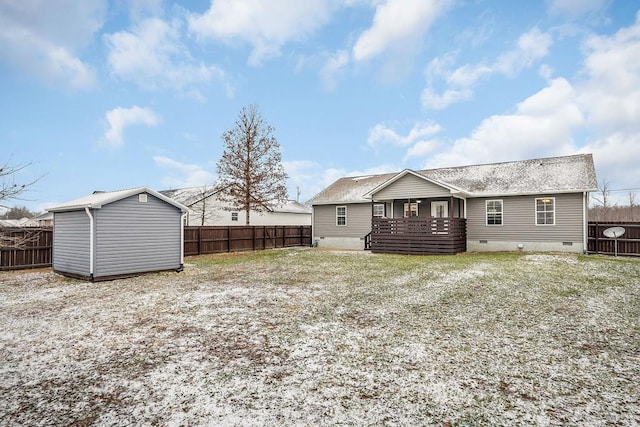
top-left (370, 217), bottom-right (466, 255)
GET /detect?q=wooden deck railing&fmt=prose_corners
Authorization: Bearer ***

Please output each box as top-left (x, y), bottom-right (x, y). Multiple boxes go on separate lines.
top-left (370, 217), bottom-right (466, 255)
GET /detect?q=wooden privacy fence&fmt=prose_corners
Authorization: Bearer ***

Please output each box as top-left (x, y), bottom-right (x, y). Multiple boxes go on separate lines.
top-left (588, 222), bottom-right (640, 257)
top-left (0, 227), bottom-right (53, 270)
top-left (183, 225), bottom-right (312, 256)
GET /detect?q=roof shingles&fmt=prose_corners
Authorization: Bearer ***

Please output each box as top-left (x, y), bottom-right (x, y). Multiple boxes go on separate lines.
top-left (308, 154), bottom-right (598, 205)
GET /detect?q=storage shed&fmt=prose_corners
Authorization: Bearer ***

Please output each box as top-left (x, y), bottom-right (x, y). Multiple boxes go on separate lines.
top-left (47, 187), bottom-right (188, 281)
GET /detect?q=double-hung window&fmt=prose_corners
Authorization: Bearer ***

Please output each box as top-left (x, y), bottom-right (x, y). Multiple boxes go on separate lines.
top-left (336, 206), bottom-right (347, 226)
top-left (536, 198), bottom-right (555, 225)
top-left (486, 200), bottom-right (503, 225)
top-left (373, 203), bottom-right (385, 217)
top-left (404, 202), bottom-right (418, 217)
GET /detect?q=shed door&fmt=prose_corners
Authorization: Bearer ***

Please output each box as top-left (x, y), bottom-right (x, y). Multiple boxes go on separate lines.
top-left (431, 201), bottom-right (448, 218)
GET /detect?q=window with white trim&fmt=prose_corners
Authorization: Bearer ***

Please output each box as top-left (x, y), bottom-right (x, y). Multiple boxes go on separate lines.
top-left (336, 206), bottom-right (347, 226)
top-left (536, 198), bottom-right (555, 225)
top-left (373, 203), bottom-right (385, 217)
top-left (231, 212), bottom-right (238, 221)
top-left (404, 202), bottom-right (418, 217)
top-left (486, 200), bottom-right (503, 225)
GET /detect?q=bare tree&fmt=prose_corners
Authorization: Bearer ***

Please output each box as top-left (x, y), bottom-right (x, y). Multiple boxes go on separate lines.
top-left (630, 192), bottom-right (636, 222)
top-left (591, 179), bottom-right (612, 221)
top-left (215, 105), bottom-right (288, 225)
top-left (190, 185), bottom-right (220, 226)
top-left (1, 160), bottom-right (41, 249)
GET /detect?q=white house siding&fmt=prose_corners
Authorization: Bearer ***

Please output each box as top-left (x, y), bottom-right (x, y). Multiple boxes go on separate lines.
top-left (313, 203), bottom-right (371, 249)
top-left (52, 210), bottom-right (90, 276)
top-left (94, 194), bottom-right (182, 277)
top-left (467, 193), bottom-right (585, 252)
top-left (190, 209), bottom-right (311, 226)
top-left (373, 174), bottom-right (451, 200)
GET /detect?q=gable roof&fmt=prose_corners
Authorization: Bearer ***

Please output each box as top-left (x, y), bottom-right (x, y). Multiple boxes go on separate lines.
top-left (308, 154), bottom-right (598, 205)
top-left (159, 186), bottom-right (311, 215)
top-left (48, 187), bottom-right (188, 213)
top-left (363, 169), bottom-right (466, 199)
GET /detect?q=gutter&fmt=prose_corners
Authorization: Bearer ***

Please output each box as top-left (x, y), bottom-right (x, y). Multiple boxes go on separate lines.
top-left (84, 207), bottom-right (95, 278)
top-left (583, 192), bottom-right (588, 254)
top-left (180, 212), bottom-right (187, 267)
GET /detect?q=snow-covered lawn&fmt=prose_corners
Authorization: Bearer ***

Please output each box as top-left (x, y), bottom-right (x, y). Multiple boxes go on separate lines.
top-left (1, 249), bottom-right (639, 426)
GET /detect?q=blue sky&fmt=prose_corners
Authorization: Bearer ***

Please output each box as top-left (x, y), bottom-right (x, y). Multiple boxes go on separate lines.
top-left (1, 0), bottom-right (639, 212)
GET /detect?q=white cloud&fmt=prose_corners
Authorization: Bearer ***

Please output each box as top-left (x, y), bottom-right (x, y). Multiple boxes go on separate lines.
top-left (188, 0), bottom-right (333, 66)
top-left (424, 78), bottom-right (584, 168)
top-left (578, 12), bottom-right (640, 133)
top-left (578, 12), bottom-right (640, 193)
top-left (546, 0), bottom-right (609, 18)
top-left (352, 0), bottom-right (450, 62)
top-left (153, 156), bottom-right (216, 189)
top-left (421, 87), bottom-right (473, 110)
top-left (103, 106), bottom-right (160, 147)
top-left (413, 13), bottom-right (640, 199)
top-left (320, 50), bottom-right (350, 90)
top-left (0, 0), bottom-right (105, 90)
top-left (368, 121), bottom-right (442, 148)
top-left (105, 17), bottom-right (228, 94)
top-left (423, 27), bottom-right (553, 110)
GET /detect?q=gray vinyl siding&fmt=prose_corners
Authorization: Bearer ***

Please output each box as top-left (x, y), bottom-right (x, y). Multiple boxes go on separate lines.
top-left (93, 194), bottom-right (182, 277)
top-left (467, 193), bottom-right (584, 242)
top-left (372, 174), bottom-right (450, 200)
top-left (313, 203), bottom-right (372, 238)
top-left (53, 210), bottom-right (90, 276)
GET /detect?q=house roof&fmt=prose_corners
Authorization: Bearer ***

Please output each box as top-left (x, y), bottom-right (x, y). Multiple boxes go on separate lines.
top-left (160, 186), bottom-right (311, 215)
top-left (307, 154), bottom-right (598, 205)
top-left (47, 187), bottom-right (188, 213)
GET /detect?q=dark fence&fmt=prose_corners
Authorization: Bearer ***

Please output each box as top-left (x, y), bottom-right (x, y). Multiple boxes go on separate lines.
top-left (1, 225), bottom-right (312, 271)
top-left (370, 217), bottom-right (466, 255)
top-left (184, 225), bottom-right (312, 256)
top-left (588, 222), bottom-right (640, 257)
top-left (0, 227), bottom-right (53, 270)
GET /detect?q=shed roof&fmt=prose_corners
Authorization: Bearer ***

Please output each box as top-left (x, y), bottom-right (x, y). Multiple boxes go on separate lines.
top-left (307, 154), bottom-right (598, 205)
top-left (47, 187), bottom-right (188, 213)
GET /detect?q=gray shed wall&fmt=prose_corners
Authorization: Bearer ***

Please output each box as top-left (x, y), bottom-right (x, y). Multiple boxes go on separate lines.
top-left (467, 193), bottom-right (585, 243)
top-left (372, 174), bottom-right (450, 200)
top-left (94, 194), bottom-right (183, 277)
top-left (53, 210), bottom-right (91, 276)
top-left (313, 203), bottom-right (371, 239)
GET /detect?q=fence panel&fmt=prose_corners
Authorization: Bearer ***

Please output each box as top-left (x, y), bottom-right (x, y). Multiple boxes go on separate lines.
top-left (0, 227), bottom-right (53, 270)
top-left (588, 222), bottom-right (640, 256)
top-left (184, 225), bottom-right (312, 256)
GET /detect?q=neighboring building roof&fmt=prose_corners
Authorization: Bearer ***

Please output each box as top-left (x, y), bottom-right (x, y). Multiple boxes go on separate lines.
top-left (47, 187), bottom-right (188, 213)
top-left (308, 154), bottom-right (598, 205)
top-left (32, 211), bottom-right (54, 221)
top-left (160, 186), bottom-right (311, 215)
top-left (160, 186), bottom-right (220, 207)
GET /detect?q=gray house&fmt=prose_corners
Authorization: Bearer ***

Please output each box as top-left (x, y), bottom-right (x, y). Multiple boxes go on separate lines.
top-left (308, 154), bottom-right (598, 254)
top-left (48, 187), bottom-right (188, 281)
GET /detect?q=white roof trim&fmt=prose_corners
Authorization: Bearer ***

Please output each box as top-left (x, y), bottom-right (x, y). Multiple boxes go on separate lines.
top-left (48, 187), bottom-right (188, 213)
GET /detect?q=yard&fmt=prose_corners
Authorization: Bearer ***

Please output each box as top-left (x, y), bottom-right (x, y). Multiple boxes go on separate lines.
top-left (1, 249), bottom-right (639, 426)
